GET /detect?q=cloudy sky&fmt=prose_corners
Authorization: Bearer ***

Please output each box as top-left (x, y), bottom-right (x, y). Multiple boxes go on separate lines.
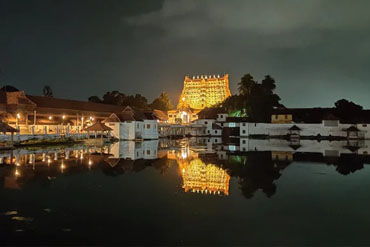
top-left (1, 0), bottom-right (370, 107)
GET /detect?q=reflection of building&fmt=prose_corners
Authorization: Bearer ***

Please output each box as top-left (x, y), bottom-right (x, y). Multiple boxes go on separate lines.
top-left (109, 140), bottom-right (159, 160)
top-left (168, 74), bottom-right (231, 124)
top-left (179, 158), bottom-right (230, 196)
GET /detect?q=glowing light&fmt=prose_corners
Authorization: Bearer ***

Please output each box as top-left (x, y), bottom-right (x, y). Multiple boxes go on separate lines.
top-left (15, 162), bottom-right (21, 167)
top-left (89, 116), bottom-right (94, 121)
top-left (16, 113), bottom-right (21, 119)
top-left (15, 169), bottom-right (20, 177)
top-left (88, 159), bottom-right (93, 166)
top-left (48, 116), bottom-right (52, 120)
top-left (60, 163), bottom-right (65, 172)
top-left (62, 115), bottom-right (66, 120)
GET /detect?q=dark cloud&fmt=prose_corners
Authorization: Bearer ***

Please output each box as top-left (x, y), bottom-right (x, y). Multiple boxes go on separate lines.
top-left (1, 0), bottom-right (370, 107)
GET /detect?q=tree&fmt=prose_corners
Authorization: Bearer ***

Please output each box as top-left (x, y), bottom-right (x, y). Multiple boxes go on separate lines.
top-left (88, 96), bottom-right (102, 103)
top-left (238, 73), bottom-right (256, 96)
top-left (43, 85), bottom-right (53, 97)
top-left (150, 92), bottom-right (173, 111)
top-left (92, 91), bottom-right (150, 109)
top-left (334, 99), bottom-right (363, 123)
top-left (235, 74), bottom-right (282, 122)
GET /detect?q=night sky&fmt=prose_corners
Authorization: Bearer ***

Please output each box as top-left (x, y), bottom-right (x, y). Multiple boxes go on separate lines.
top-left (1, 0), bottom-right (370, 108)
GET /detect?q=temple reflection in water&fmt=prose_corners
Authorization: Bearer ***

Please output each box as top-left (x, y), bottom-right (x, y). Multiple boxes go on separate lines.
top-left (167, 142), bottom-right (230, 195)
top-left (2, 138), bottom-right (370, 198)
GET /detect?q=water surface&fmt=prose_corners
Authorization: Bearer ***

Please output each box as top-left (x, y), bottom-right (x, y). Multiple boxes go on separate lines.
top-left (1, 138), bottom-right (370, 245)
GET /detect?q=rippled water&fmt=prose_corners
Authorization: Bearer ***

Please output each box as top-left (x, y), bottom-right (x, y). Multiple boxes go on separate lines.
top-left (1, 138), bottom-right (370, 245)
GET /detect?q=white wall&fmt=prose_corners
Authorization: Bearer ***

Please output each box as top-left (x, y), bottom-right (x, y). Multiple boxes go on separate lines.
top-left (142, 120), bottom-right (159, 139)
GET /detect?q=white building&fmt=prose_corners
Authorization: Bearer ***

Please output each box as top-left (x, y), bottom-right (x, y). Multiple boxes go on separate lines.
top-left (104, 106), bottom-right (158, 140)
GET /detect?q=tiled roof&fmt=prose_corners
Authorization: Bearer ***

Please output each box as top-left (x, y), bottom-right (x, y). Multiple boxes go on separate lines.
top-left (84, 120), bottom-right (112, 131)
top-left (26, 95), bottom-right (125, 113)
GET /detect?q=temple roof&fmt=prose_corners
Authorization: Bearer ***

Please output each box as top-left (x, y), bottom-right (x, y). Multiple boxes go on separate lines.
top-left (27, 95), bottom-right (125, 113)
top-left (0, 121), bottom-right (19, 132)
top-left (84, 120), bottom-right (112, 132)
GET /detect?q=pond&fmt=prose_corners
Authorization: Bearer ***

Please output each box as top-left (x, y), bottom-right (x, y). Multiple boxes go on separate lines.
top-left (1, 138), bottom-right (370, 245)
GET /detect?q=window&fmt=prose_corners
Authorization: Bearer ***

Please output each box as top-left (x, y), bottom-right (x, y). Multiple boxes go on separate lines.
top-left (137, 123), bottom-right (139, 128)
top-left (363, 124), bottom-right (367, 127)
top-left (205, 121), bottom-right (208, 124)
top-left (207, 130), bottom-right (210, 134)
top-left (275, 115), bottom-right (278, 119)
top-left (146, 124), bottom-right (150, 129)
top-left (146, 150), bottom-right (150, 155)
top-left (242, 139), bottom-right (246, 144)
top-left (220, 115), bottom-right (224, 118)
top-left (229, 123), bottom-right (236, 128)
top-left (215, 139), bottom-right (218, 143)
top-left (242, 130), bottom-right (246, 134)
top-left (242, 123), bottom-right (246, 126)
top-left (285, 115), bottom-right (288, 119)
top-left (154, 124), bottom-right (157, 129)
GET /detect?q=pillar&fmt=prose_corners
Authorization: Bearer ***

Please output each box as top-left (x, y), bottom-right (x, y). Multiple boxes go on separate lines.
top-left (33, 110), bottom-right (37, 126)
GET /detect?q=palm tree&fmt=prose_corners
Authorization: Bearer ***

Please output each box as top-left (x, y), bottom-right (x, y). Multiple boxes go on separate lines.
top-left (238, 73), bottom-right (256, 96)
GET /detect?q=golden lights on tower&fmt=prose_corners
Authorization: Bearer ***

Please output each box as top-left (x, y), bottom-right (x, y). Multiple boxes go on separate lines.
top-left (177, 74), bottom-right (231, 110)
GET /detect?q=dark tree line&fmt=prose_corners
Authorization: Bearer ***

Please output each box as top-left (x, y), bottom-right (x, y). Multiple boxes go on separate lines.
top-left (88, 91), bottom-right (173, 111)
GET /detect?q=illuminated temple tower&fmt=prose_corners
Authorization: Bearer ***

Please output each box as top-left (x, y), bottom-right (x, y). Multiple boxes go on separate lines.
top-left (177, 74), bottom-right (231, 110)
top-left (168, 74), bottom-right (231, 123)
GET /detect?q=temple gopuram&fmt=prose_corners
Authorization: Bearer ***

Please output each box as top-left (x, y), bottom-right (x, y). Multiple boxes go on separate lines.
top-left (168, 74), bottom-right (231, 124)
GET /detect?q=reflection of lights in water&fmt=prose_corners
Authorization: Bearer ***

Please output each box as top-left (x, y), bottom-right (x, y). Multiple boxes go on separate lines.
top-left (88, 159), bottom-right (92, 167)
top-left (60, 161), bottom-right (65, 172)
top-left (15, 169), bottom-right (20, 177)
top-left (47, 158), bottom-right (51, 166)
top-left (15, 162), bottom-right (20, 167)
top-left (80, 153), bottom-right (83, 160)
top-left (180, 159), bottom-right (230, 196)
